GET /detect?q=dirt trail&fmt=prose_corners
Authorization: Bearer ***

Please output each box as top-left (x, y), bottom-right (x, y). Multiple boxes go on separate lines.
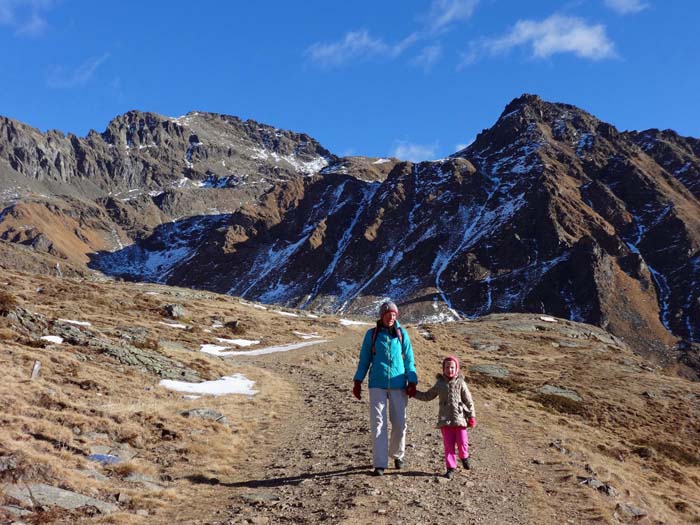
top-left (172, 335), bottom-right (606, 525)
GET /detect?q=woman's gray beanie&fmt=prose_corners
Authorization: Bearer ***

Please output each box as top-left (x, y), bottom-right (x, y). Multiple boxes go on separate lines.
top-left (379, 301), bottom-right (398, 317)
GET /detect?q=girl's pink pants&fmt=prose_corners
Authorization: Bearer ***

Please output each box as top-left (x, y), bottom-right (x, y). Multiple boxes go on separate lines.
top-left (441, 426), bottom-right (469, 469)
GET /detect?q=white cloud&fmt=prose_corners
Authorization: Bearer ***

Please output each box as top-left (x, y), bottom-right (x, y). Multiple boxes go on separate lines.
top-left (306, 0), bottom-right (478, 68)
top-left (47, 53), bottom-right (111, 88)
top-left (455, 143), bottom-right (468, 151)
top-left (603, 0), bottom-right (649, 14)
top-left (425, 0), bottom-right (479, 33)
top-left (306, 30), bottom-right (417, 67)
top-left (464, 14), bottom-right (616, 64)
top-left (412, 44), bottom-right (442, 71)
top-left (15, 11), bottom-right (44, 35)
top-left (392, 141), bottom-right (438, 162)
top-left (0, 0), bottom-right (53, 36)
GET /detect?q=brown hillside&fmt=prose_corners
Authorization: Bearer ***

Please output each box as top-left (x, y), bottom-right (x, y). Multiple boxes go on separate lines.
top-left (0, 270), bottom-right (698, 524)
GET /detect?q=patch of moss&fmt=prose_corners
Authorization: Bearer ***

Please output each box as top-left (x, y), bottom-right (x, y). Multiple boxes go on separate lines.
top-left (535, 393), bottom-right (589, 417)
top-left (469, 374), bottom-right (527, 393)
top-left (636, 439), bottom-right (700, 467)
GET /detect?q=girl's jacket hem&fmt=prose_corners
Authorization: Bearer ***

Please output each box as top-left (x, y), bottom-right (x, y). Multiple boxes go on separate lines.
top-left (353, 321), bottom-right (418, 389)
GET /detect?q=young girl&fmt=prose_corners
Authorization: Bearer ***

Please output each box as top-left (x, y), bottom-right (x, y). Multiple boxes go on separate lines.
top-left (412, 355), bottom-right (476, 479)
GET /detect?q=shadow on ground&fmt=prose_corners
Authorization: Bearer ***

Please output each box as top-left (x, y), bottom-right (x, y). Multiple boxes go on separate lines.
top-left (185, 466), bottom-right (434, 488)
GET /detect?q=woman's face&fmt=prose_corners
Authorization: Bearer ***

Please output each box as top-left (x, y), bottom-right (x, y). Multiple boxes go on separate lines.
top-left (381, 311), bottom-right (397, 327)
top-left (444, 360), bottom-right (457, 378)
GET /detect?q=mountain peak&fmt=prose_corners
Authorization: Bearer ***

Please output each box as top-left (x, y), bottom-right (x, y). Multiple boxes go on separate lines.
top-left (501, 93), bottom-right (544, 115)
top-left (498, 94), bottom-right (598, 126)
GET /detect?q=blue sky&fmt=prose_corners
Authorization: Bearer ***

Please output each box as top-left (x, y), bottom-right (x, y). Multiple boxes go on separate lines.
top-left (1, 0), bottom-right (698, 161)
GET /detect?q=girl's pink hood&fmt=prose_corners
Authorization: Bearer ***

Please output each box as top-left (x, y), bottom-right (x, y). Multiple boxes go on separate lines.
top-left (442, 355), bottom-right (460, 379)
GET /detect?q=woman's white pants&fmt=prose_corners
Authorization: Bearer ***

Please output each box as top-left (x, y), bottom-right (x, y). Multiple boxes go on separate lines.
top-left (368, 387), bottom-right (407, 469)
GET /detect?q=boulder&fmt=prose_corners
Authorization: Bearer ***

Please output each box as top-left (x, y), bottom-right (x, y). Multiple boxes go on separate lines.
top-left (3, 483), bottom-right (118, 514)
top-left (536, 385), bottom-right (582, 402)
top-left (469, 364), bottom-right (509, 378)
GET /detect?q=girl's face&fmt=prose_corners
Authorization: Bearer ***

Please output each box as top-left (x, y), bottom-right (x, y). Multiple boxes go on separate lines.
top-left (444, 360), bottom-right (457, 378)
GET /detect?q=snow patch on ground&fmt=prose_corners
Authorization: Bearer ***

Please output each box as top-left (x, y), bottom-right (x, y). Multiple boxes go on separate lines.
top-left (94, 214), bottom-right (229, 283)
top-left (201, 339), bottom-right (328, 357)
top-left (249, 146), bottom-right (329, 175)
top-left (340, 319), bottom-right (373, 326)
top-left (160, 374), bottom-right (257, 396)
top-left (272, 310), bottom-right (300, 317)
top-left (576, 133), bottom-right (594, 157)
top-left (293, 331), bottom-right (322, 339)
top-left (215, 338), bottom-right (259, 346)
top-left (41, 335), bottom-right (64, 344)
top-left (58, 319), bottom-right (92, 326)
top-left (159, 321), bottom-right (188, 329)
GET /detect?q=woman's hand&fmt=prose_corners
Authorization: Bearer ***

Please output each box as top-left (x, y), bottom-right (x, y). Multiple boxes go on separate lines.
top-left (352, 380), bottom-right (362, 400)
top-left (406, 382), bottom-right (417, 397)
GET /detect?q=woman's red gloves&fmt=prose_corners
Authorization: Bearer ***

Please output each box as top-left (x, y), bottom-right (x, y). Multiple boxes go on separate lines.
top-left (467, 417), bottom-right (477, 428)
top-left (352, 380), bottom-right (362, 400)
top-left (406, 383), bottom-right (417, 397)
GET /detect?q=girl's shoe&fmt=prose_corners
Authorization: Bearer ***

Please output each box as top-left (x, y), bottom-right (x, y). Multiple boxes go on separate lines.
top-left (462, 457), bottom-right (471, 470)
top-left (445, 468), bottom-right (455, 479)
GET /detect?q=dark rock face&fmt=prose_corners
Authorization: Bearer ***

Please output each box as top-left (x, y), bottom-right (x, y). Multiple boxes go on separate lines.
top-left (2, 96), bottom-right (700, 368)
top-left (0, 111), bottom-right (335, 196)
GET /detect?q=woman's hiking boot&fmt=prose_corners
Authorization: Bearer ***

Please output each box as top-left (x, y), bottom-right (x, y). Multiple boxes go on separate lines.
top-left (445, 468), bottom-right (455, 479)
top-left (372, 468), bottom-right (385, 476)
top-left (394, 458), bottom-right (404, 469)
top-left (462, 457), bottom-right (471, 470)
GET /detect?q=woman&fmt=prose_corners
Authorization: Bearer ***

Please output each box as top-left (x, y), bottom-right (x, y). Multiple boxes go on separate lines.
top-left (352, 301), bottom-right (418, 476)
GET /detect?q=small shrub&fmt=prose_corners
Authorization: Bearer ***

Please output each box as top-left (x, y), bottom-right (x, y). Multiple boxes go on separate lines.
top-left (674, 501), bottom-right (688, 513)
top-left (632, 446), bottom-right (655, 459)
top-left (469, 373), bottom-right (526, 393)
top-left (133, 337), bottom-right (160, 351)
top-left (186, 324), bottom-right (202, 335)
top-left (225, 320), bottom-right (246, 335)
top-left (643, 440), bottom-right (700, 467)
top-left (0, 291), bottom-right (18, 316)
top-left (0, 452), bottom-right (53, 483)
top-left (0, 327), bottom-right (17, 341)
top-left (107, 461), bottom-right (139, 477)
top-left (596, 443), bottom-right (629, 462)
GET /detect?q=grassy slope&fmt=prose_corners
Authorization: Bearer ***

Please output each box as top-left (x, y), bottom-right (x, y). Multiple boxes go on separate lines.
top-left (0, 270), bottom-right (698, 524)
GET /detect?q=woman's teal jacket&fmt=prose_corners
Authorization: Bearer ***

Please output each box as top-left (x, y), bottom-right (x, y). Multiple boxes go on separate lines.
top-left (353, 321), bottom-right (418, 389)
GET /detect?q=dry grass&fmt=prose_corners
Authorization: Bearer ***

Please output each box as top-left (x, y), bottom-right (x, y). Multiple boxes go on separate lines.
top-left (636, 439), bottom-right (700, 467)
top-left (534, 393), bottom-right (591, 418)
top-left (0, 269), bottom-right (699, 523)
top-left (0, 326), bottom-right (17, 341)
top-left (132, 337), bottom-right (160, 351)
top-left (0, 289), bottom-right (18, 315)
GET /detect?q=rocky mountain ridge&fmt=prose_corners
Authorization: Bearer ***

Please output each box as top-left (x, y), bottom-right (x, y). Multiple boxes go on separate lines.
top-left (1, 95), bottom-right (699, 373)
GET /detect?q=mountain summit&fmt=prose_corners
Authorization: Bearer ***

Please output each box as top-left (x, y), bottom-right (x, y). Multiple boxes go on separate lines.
top-left (1, 96), bottom-right (698, 374)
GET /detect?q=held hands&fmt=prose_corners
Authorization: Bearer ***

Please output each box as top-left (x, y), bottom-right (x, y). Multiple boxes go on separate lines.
top-left (467, 417), bottom-right (477, 428)
top-left (406, 382), bottom-right (417, 398)
top-left (352, 380), bottom-right (362, 400)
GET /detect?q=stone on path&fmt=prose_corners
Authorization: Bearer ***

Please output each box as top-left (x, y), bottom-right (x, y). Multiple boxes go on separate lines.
top-left (181, 408), bottom-right (229, 425)
top-left (3, 483), bottom-right (118, 514)
top-left (536, 385), bottom-right (582, 402)
top-left (469, 364), bottom-right (509, 378)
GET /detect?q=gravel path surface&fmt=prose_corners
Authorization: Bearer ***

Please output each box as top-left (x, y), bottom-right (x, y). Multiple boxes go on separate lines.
top-left (188, 339), bottom-right (603, 525)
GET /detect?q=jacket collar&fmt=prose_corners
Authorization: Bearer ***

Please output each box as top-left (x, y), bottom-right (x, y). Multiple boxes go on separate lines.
top-left (376, 319), bottom-right (402, 336)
